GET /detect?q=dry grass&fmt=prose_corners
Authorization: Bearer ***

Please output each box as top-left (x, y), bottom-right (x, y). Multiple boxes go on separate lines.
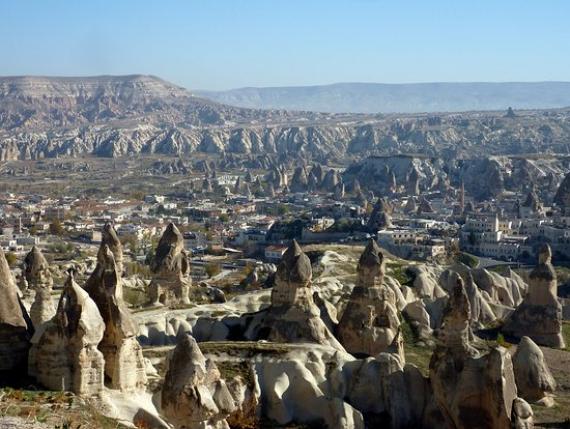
top-left (0, 388), bottom-right (130, 429)
top-left (200, 341), bottom-right (292, 357)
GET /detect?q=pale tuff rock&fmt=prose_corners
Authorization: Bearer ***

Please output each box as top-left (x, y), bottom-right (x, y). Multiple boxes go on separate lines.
top-left (511, 398), bottom-right (534, 429)
top-left (266, 166), bottom-right (287, 189)
top-left (290, 166), bottom-right (308, 192)
top-left (161, 334), bottom-right (236, 429)
top-left (388, 169), bottom-right (397, 193)
top-left (31, 272), bottom-right (105, 396)
top-left (337, 240), bottom-right (403, 359)
top-left (351, 178), bottom-right (361, 194)
top-left (437, 272), bottom-right (476, 358)
top-left (554, 170), bottom-right (570, 214)
top-left (404, 197), bottom-right (417, 214)
top-left (513, 336), bottom-right (556, 405)
top-left (24, 246), bottom-right (56, 328)
top-left (0, 247), bottom-right (31, 372)
top-left (429, 272), bottom-right (524, 429)
top-left (417, 197), bottom-right (434, 214)
top-left (409, 265), bottom-right (446, 299)
top-left (307, 171), bottom-right (319, 192)
top-left (254, 345), bottom-right (364, 429)
top-left (333, 182), bottom-right (345, 200)
top-left (202, 177), bottom-right (213, 193)
top-left (259, 240), bottom-right (344, 350)
top-left (403, 299), bottom-right (433, 340)
top-left (233, 176), bottom-right (242, 194)
top-left (471, 267), bottom-right (526, 308)
top-left (462, 271), bottom-right (498, 328)
top-left (367, 198), bottom-right (392, 231)
top-left (101, 222), bottom-right (124, 275)
top-left (344, 351), bottom-right (433, 428)
top-left (149, 223), bottom-right (191, 306)
top-left (440, 267), bottom-right (499, 328)
top-left (406, 167), bottom-right (420, 195)
top-left (265, 182), bottom-right (276, 198)
top-left (522, 190), bottom-right (542, 213)
top-left (85, 230), bottom-right (147, 392)
top-left (23, 245), bottom-right (53, 290)
top-left (503, 244), bottom-right (565, 348)
top-left (439, 263), bottom-right (527, 328)
top-left (321, 168), bottom-right (340, 192)
top-left (253, 176), bottom-right (264, 192)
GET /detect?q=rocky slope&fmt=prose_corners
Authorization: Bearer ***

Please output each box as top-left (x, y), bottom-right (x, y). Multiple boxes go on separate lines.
top-left (2, 76), bottom-right (570, 160)
top-left (343, 154), bottom-right (570, 201)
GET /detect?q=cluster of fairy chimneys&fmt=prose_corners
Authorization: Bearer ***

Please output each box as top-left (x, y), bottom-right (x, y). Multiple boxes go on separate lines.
top-left (0, 223), bottom-right (147, 397)
top-left (266, 238), bottom-right (565, 353)
top-left (261, 239), bottom-right (561, 426)
top-left (256, 238), bottom-right (403, 357)
top-left (0, 220), bottom-right (562, 427)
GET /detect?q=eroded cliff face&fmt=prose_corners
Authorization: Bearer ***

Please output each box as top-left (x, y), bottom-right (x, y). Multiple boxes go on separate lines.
top-left (2, 76), bottom-right (570, 160)
top-left (343, 154), bottom-right (569, 201)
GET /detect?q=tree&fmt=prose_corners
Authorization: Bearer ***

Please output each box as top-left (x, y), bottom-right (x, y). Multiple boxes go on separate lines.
top-left (4, 252), bottom-right (17, 268)
top-left (205, 262), bottom-right (221, 278)
top-left (219, 213), bottom-right (230, 223)
top-left (49, 219), bottom-right (65, 236)
top-left (277, 204), bottom-right (290, 216)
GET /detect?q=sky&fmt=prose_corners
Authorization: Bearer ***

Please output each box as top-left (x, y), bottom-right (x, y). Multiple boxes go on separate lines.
top-left (1, 1), bottom-right (570, 90)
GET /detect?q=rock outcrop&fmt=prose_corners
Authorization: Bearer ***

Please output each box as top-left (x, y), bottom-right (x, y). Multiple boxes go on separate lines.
top-left (85, 225), bottom-right (147, 392)
top-left (258, 241), bottom-right (344, 350)
top-left (554, 171), bottom-right (570, 215)
top-left (367, 198), bottom-right (392, 231)
top-left (0, 247), bottom-right (31, 373)
top-left (161, 334), bottom-right (236, 429)
top-left (503, 244), bottom-right (565, 348)
top-left (24, 246), bottom-right (56, 328)
top-left (337, 240), bottom-right (403, 359)
top-left (512, 397), bottom-right (534, 429)
top-left (31, 272), bottom-right (105, 396)
top-left (149, 223), bottom-right (191, 306)
top-left (290, 166), bottom-right (309, 193)
top-left (429, 273), bottom-right (523, 429)
top-left (513, 336), bottom-right (556, 405)
top-left (5, 76), bottom-right (570, 161)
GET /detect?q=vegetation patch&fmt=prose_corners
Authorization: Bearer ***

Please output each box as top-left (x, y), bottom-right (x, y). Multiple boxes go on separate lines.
top-left (0, 388), bottom-right (130, 429)
top-left (200, 341), bottom-right (292, 357)
top-left (457, 252), bottom-right (479, 268)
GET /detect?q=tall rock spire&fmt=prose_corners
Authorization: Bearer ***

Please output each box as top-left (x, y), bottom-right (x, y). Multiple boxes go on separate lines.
top-left (31, 271), bottom-right (105, 396)
top-left (148, 223), bottom-right (192, 306)
top-left (503, 244), bottom-right (565, 348)
top-left (0, 247), bottom-right (31, 373)
top-left (24, 246), bottom-right (56, 328)
top-left (337, 240), bottom-right (403, 358)
top-left (258, 240), bottom-right (344, 350)
top-left (85, 224), bottom-right (147, 392)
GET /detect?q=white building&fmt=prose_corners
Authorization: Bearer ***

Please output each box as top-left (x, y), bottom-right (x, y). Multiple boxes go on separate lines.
top-left (378, 228), bottom-right (446, 260)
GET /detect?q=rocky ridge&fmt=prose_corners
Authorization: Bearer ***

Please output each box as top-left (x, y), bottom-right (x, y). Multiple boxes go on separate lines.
top-left (2, 76), bottom-right (570, 160)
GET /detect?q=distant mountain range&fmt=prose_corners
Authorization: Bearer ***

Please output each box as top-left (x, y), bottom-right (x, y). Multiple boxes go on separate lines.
top-left (196, 82), bottom-right (570, 114)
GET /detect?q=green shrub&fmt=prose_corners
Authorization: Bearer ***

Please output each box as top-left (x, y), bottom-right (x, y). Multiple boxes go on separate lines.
top-left (458, 252), bottom-right (479, 268)
top-left (205, 262), bottom-right (222, 278)
top-left (4, 251), bottom-right (17, 268)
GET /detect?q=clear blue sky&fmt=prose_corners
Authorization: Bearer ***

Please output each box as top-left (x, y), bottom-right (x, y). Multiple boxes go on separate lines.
top-left (1, 0), bottom-right (569, 90)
